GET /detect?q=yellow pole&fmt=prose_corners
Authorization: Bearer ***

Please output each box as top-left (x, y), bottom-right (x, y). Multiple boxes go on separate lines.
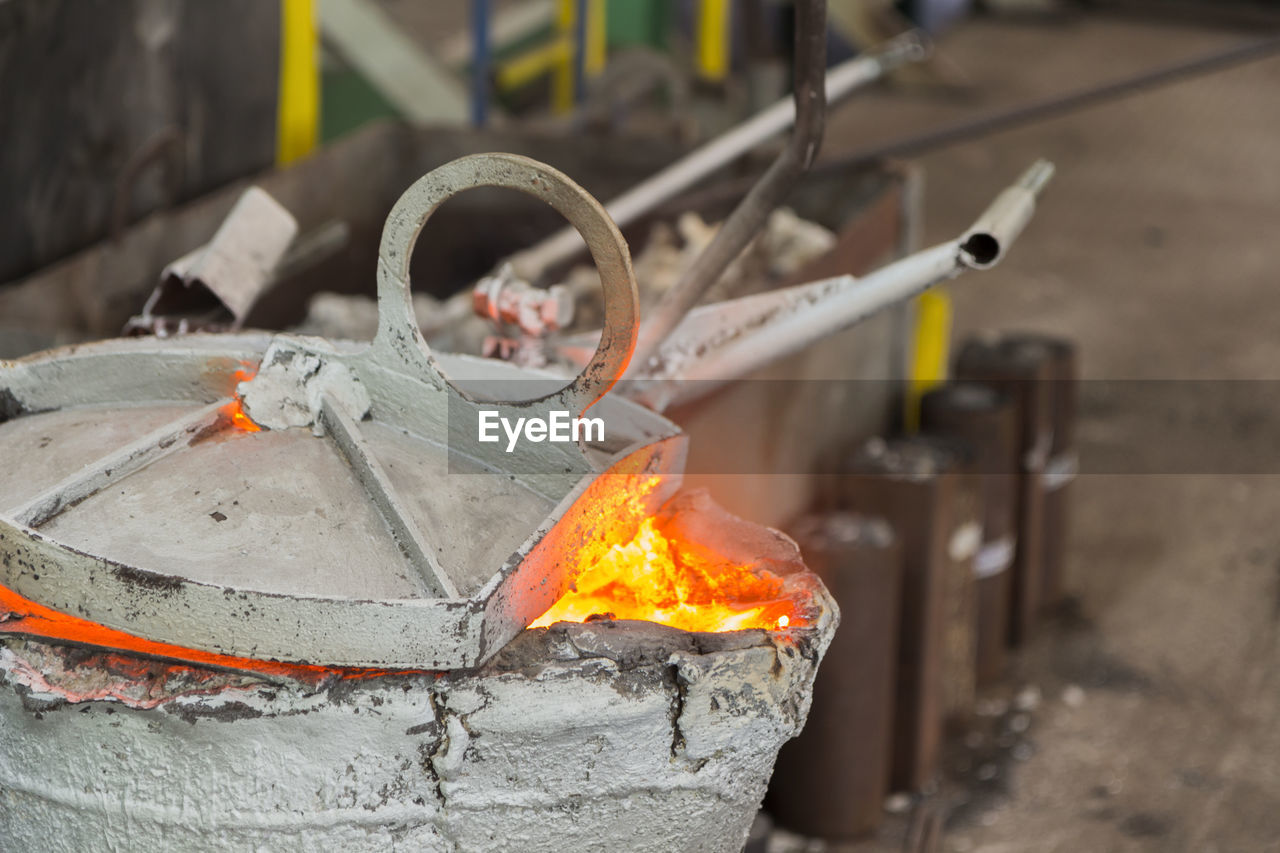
top-left (496, 39), bottom-right (574, 93)
top-left (552, 0), bottom-right (576, 114)
top-left (696, 0), bottom-right (731, 83)
top-left (276, 0), bottom-right (320, 166)
top-left (905, 287), bottom-right (952, 431)
top-left (586, 0), bottom-right (607, 78)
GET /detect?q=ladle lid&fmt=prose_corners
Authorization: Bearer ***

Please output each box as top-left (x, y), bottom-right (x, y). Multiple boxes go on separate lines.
top-left (0, 154), bottom-right (685, 670)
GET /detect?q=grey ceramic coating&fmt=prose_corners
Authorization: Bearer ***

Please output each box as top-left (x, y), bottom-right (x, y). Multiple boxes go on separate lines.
top-left (0, 155), bottom-right (684, 670)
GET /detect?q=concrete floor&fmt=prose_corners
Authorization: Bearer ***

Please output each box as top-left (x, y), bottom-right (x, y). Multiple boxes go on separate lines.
top-left (818, 12), bottom-right (1280, 853)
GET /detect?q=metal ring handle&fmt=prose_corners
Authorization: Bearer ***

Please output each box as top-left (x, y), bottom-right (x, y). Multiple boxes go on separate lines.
top-left (374, 153), bottom-right (639, 415)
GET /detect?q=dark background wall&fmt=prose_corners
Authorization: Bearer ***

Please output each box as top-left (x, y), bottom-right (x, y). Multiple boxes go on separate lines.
top-left (0, 0), bottom-right (279, 283)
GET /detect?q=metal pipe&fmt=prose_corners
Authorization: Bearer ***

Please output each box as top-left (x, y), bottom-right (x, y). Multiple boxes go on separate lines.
top-left (636, 244), bottom-right (958, 410)
top-left (958, 159), bottom-right (1054, 269)
top-left (626, 159), bottom-right (1054, 411)
top-left (502, 29), bottom-right (929, 284)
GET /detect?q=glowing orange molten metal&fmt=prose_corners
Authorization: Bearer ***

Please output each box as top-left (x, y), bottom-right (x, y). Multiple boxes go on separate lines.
top-left (227, 401), bottom-right (262, 432)
top-left (226, 365), bottom-right (262, 432)
top-left (0, 583), bottom-right (367, 684)
top-left (531, 516), bottom-right (797, 633)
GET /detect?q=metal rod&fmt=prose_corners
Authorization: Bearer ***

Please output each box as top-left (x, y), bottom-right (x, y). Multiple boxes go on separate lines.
top-left (319, 394), bottom-right (459, 600)
top-left (502, 29), bottom-right (929, 285)
top-left (628, 0), bottom-right (831, 373)
top-left (1089, 0), bottom-right (1280, 31)
top-left (637, 245), bottom-right (958, 410)
top-left (822, 33), bottom-right (1280, 172)
top-left (6, 401), bottom-right (227, 528)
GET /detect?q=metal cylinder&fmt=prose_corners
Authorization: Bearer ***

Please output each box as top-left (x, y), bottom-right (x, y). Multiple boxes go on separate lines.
top-left (996, 334), bottom-right (1078, 609)
top-left (767, 513), bottom-right (902, 839)
top-left (0, 603), bottom-right (836, 852)
top-left (955, 336), bottom-right (1055, 646)
top-left (834, 437), bottom-right (979, 792)
top-left (920, 383), bottom-right (1019, 686)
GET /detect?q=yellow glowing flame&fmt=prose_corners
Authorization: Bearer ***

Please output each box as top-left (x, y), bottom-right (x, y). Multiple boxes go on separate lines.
top-left (227, 366), bottom-right (262, 432)
top-left (532, 517), bottom-right (798, 633)
top-left (228, 402), bottom-right (262, 433)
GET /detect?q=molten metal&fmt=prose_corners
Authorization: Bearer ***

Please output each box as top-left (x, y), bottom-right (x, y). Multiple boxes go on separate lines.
top-left (0, 584), bottom-right (408, 684)
top-left (227, 366), bottom-right (263, 432)
top-left (531, 516), bottom-right (799, 633)
top-left (227, 400), bottom-right (262, 432)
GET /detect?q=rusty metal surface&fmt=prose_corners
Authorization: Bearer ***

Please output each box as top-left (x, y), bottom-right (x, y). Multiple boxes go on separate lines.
top-left (996, 335), bottom-right (1078, 610)
top-left (955, 338), bottom-right (1057, 646)
top-left (921, 383), bottom-right (1020, 686)
top-left (767, 512), bottom-right (902, 840)
top-left (836, 437), bottom-right (978, 792)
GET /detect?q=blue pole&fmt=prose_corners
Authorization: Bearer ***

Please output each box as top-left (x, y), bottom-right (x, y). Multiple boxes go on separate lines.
top-left (471, 0), bottom-right (491, 126)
